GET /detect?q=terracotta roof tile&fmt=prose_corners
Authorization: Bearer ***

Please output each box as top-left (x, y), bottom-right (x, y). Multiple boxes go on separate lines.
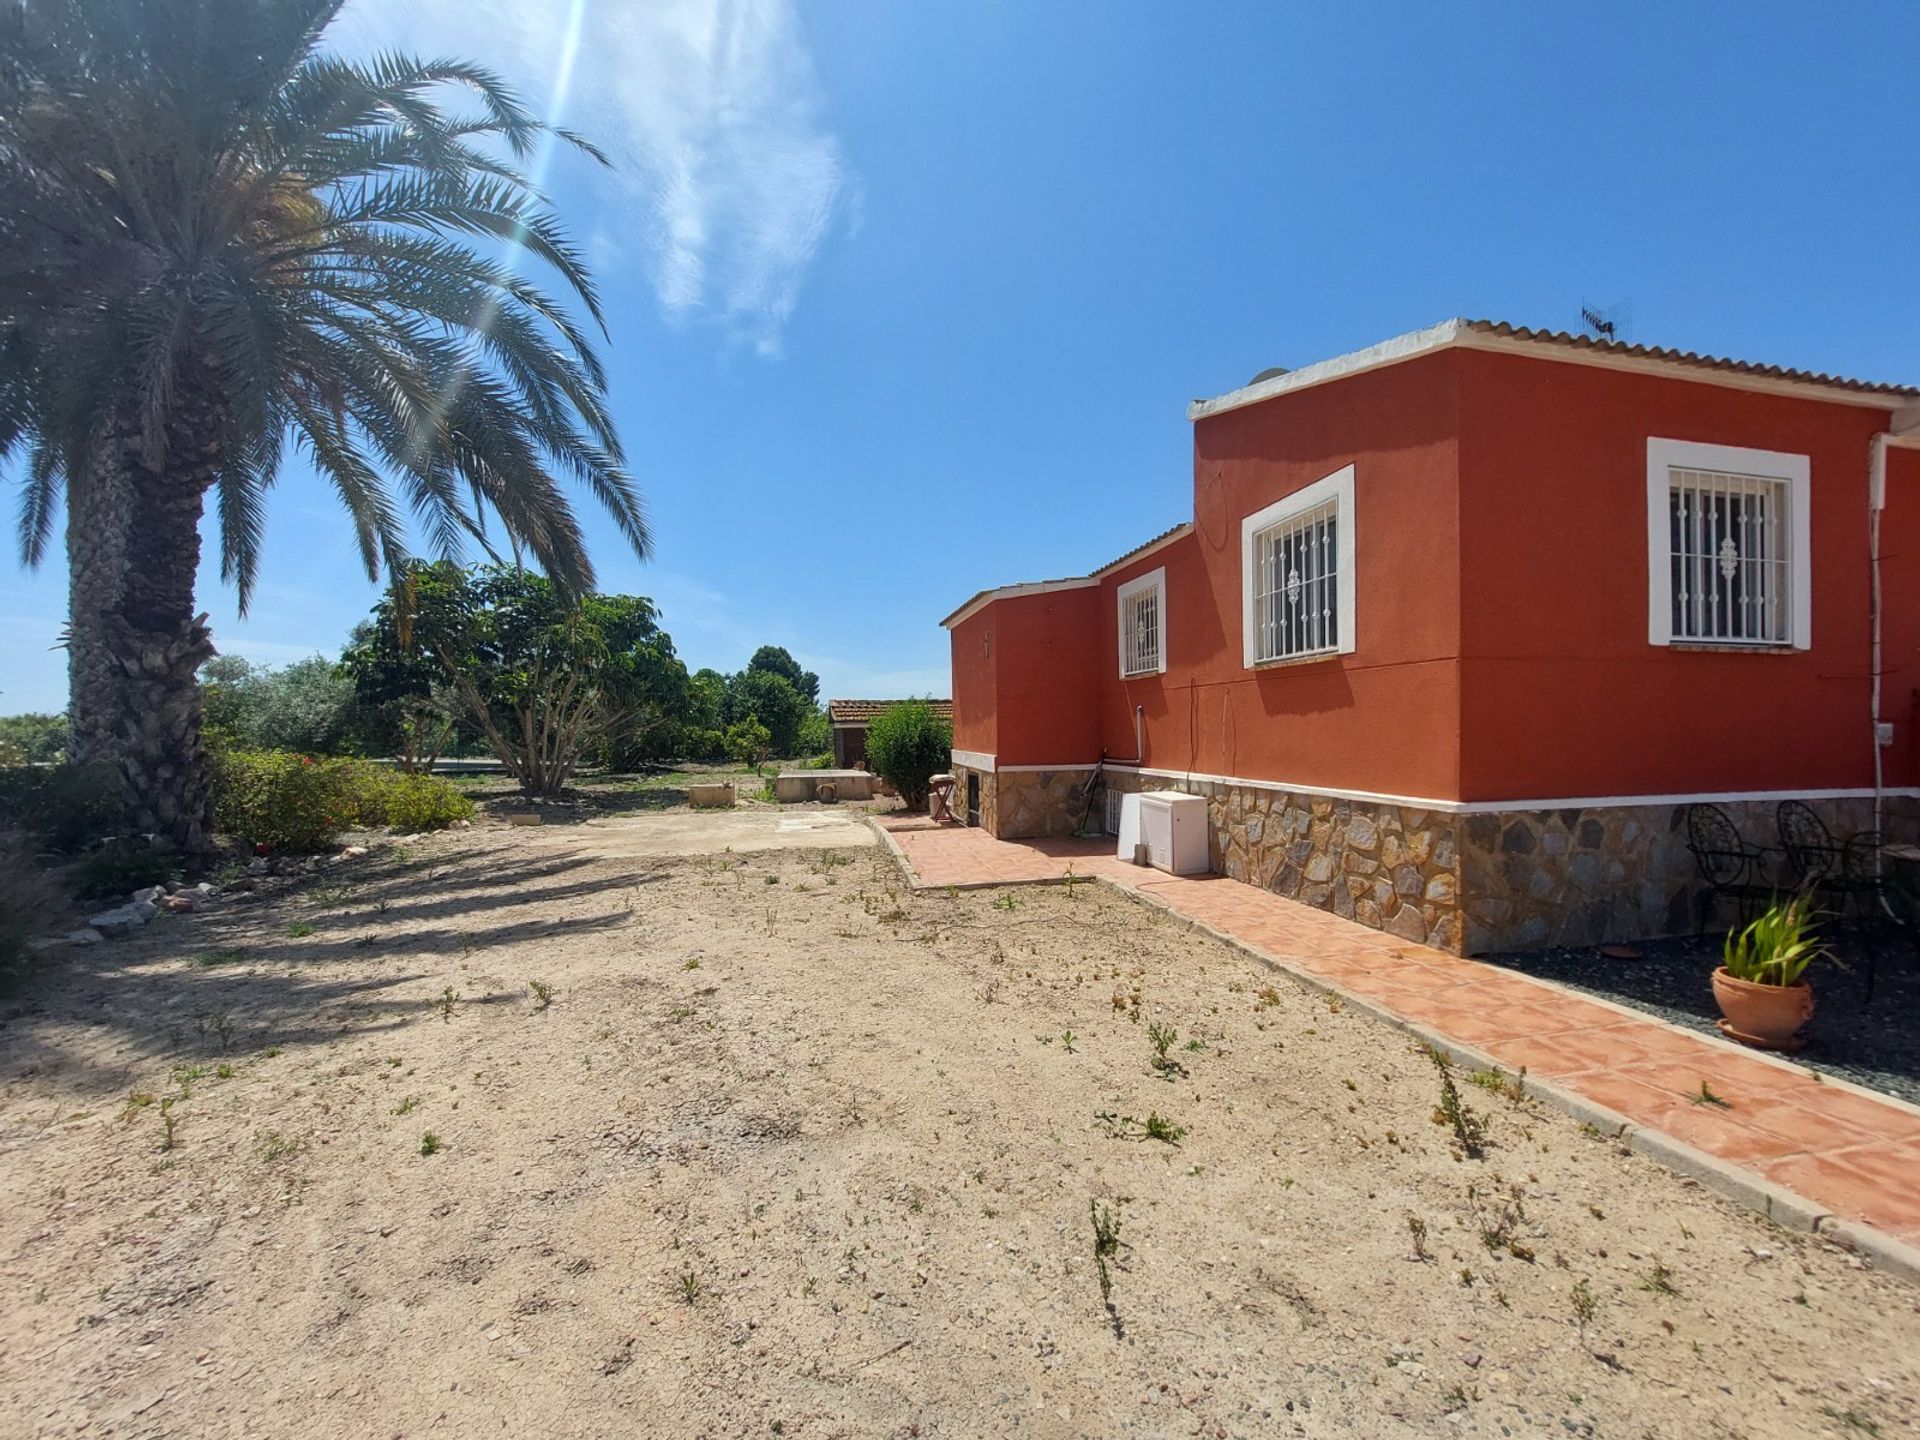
top-left (1464, 319), bottom-right (1920, 400)
top-left (828, 698), bottom-right (953, 725)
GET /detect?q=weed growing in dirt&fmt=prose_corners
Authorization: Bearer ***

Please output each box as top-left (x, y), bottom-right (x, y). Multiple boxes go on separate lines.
top-left (201, 1009), bottom-right (237, 1052)
top-left (287, 922), bottom-right (314, 938)
top-left (683, 958), bottom-right (700, 971)
top-left (1061, 866), bottom-right (1080, 898)
top-left (1821, 1406), bottom-right (1883, 1437)
top-left (419, 1132), bottom-right (442, 1156)
top-left (1061, 1030), bottom-right (1078, 1053)
top-left (1147, 1021), bottom-right (1188, 1080)
top-left (1468, 1181), bottom-right (1535, 1262)
top-left (440, 986), bottom-right (456, 1021)
top-left (994, 893), bottom-right (1018, 913)
top-left (1254, 985), bottom-right (1282, 1009)
top-left (1691, 1082), bottom-right (1731, 1109)
top-left (1097, 1110), bottom-right (1187, 1145)
top-left (528, 979), bottom-right (554, 1010)
top-left (157, 1097), bottom-right (179, 1150)
top-left (394, 1096), bottom-right (418, 1115)
top-left (191, 948), bottom-right (248, 968)
top-left (1639, 1261), bottom-right (1678, 1296)
top-left (677, 1267), bottom-right (702, 1304)
top-left (257, 1129), bottom-right (304, 1163)
top-left (1406, 1214), bottom-right (1431, 1262)
top-left (1428, 1049), bottom-right (1488, 1158)
top-left (1467, 1066), bottom-right (1528, 1105)
top-left (1090, 1199), bottom-right (1126, 1331)
top-left (1571, 1278), bottom-right (1598, 1337)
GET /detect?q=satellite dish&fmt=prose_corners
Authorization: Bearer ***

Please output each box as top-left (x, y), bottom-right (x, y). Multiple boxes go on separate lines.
top-left (1249, 366), bottom-right (1290, 385)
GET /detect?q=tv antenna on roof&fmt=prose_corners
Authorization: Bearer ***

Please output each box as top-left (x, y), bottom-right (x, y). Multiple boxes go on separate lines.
top-left (1578, 298), bottom-right (1633, 344)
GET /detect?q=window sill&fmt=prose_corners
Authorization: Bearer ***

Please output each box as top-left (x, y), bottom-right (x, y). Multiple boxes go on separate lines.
top-left (1661, 642), bottom-right (1800, 655)
top-left (1249, 650), bottom-right (1345, 672)
top-left (1120, 668), bottom-right (1164, 680)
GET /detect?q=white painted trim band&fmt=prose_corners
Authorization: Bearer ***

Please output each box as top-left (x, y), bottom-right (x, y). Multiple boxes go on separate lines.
top-left (941, 577), bottom-right (1098, 630)
top-left (1100, 763), bottom-right (1918, 815)
top-left (950, 749), bottom-right (996, 772)
top-left (1189, 319), bottom-right (1915, 422)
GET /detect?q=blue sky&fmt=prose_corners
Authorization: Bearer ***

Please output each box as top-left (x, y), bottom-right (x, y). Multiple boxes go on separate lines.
top-left (5, 1), bottom-right (1917, 713)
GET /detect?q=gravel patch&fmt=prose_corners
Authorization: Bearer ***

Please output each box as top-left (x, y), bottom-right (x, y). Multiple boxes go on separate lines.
top-left (1491, 930), bottom-right (1920, 1105)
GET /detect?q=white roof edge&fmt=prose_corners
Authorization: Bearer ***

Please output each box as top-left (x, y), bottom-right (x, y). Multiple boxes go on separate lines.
top-left (941, 576), bottom-right (1098, 630)
top-left (1187, 320), bottom-right (1466, 421)
top-left (1189, 317), bottom-right (1911, 422)
top-left (1090, 522), bottom-right (1194, 578)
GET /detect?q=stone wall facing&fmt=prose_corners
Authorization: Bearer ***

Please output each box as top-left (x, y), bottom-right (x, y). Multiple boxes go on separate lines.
top-left (949, 762), bottom-right (996, 834)
top-left (1455, 796), bottom-right (1908, 954)
top-left (1100, 771), bottom-right (1462, 950)
top-left (1096, 774), bottom-right (1910, 956)
top-left (990, 768), bottom-right (1097, 840)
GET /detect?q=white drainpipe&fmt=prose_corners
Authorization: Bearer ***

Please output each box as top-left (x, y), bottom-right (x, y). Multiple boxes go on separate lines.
top-left (1870, 403), bottom-right (1920, 848)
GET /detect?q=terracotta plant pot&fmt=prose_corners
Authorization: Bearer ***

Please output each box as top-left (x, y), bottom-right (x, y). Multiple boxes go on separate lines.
top-left (1711, 966), bottom-right (1813, 1053)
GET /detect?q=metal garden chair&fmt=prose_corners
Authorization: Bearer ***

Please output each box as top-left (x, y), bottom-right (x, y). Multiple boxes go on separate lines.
top-left (1686, 803), bottom-right (1777, 930)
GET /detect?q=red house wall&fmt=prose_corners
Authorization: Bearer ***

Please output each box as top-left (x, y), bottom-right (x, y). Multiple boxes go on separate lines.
top-left (948, 607), bottom-right (998, 758)
top-left (1093, 351), bottom-right (1465, 800)
top-left (1885, 445), bottom-right (1920, 787)
top-left (948, 587), bottom-right (1102, 765)
top-left (1454, 349), bottom-right (1915, 800)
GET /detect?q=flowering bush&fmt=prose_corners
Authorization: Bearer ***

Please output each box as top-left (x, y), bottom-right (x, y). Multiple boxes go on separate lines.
top-left (211, 751), bottom-right (471, 850)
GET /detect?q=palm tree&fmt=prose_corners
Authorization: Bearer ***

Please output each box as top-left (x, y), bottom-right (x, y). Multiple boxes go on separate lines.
top-left (0, 0), bottom-right (649, 853)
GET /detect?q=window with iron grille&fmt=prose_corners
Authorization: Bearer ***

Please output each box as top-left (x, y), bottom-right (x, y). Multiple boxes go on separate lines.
top-left (1116, 567), bottom-right (1166, 677)
top-left (1646, 439), bottom-right (1809, 650)
top-left (1240, 465), bottom-right (1356, 667)
top-left (1667, 468), bottom-right (1789, 643)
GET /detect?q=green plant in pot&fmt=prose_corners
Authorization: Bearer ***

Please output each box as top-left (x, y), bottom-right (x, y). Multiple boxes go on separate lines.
top-left (1713, 893), bottom-right (1828, 1052)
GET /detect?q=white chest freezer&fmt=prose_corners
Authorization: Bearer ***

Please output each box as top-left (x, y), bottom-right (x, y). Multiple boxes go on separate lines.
top-left (1136, 790), bottom-right (1210, 875)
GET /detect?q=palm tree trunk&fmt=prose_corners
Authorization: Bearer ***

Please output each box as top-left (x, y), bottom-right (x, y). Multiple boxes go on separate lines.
top-left (65, 437), bottom-right (133, 768)
top-left (106, 430), bottom-right (219, 855)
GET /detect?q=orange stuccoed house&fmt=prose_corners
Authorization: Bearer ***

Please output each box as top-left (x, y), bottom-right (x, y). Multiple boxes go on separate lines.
top-left (942, 320), bottom-right (1920, 955)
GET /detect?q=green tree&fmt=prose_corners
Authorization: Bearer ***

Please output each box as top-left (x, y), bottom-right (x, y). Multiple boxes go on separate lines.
top-left (723, 718), bottom-right (772, 774)
top-left (866, 700), bottom-right (952, 812)
top-left (2, 0), bottom-right (647, 851)
top-left (0, 712), bottom-right (69, 764)
top-left (724, 669), bottom-right (808, 757)
top-left (198, 653), bottom-right (355, 754)
top-left (748, 645), bottom-right (819, 706)
top-left (586, 594), bottom-right (691, 769)
top-left (336, 618), bottom-right (463, 774)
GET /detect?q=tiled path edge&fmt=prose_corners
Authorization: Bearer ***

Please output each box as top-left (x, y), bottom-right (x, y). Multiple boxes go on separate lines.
top-left (868, 816), bottom-right (1920, 1284)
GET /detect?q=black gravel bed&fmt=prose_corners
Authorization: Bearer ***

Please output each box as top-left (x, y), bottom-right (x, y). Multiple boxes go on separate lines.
top-left (1488, 930), bottom-right (1920, 1107)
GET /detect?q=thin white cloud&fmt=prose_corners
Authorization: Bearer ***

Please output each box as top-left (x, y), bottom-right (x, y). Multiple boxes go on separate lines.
top-left (338, 0), bottom-right (852, 356)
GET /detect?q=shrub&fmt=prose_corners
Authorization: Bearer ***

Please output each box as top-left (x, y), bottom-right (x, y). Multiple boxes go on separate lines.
top-left (0, 712), bottom-right (69, 765)
top-left (724, 718), bottom-right (772, 773)
top-left (0, 763), bottom-right (121, 853)
top-left (210, 751), bottom-right (473, 850)
top-left (74, 841), bottom-right (181, 899)
top-left (212, 751), bottom-right (363, 851)
top-left (376, 771), bottom-right (475, 833)
top-left (865, 700), bottom-right (952, 812)
top-left (0, 840), bottom-right (62, 988)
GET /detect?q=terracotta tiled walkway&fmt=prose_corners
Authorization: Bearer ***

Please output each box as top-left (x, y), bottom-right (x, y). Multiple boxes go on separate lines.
top-left (875, 816), bottom-right (1920, 1258)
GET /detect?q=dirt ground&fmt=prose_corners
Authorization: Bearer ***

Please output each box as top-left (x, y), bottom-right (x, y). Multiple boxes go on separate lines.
top-left (3, 812), bottom-right (1918, 1439)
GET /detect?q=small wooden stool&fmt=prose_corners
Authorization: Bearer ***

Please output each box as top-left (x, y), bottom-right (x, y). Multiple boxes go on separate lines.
top-left (927, 773), bottom-right (957, 823)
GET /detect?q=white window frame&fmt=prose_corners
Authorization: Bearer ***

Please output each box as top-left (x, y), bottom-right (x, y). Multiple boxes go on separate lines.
top-left (1240, 464), bottom-right (1356, 668)
top-left (1116, 566), bottom-right (1167, 678)
top-left (1646, 438), bottom-right (1810, 650)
